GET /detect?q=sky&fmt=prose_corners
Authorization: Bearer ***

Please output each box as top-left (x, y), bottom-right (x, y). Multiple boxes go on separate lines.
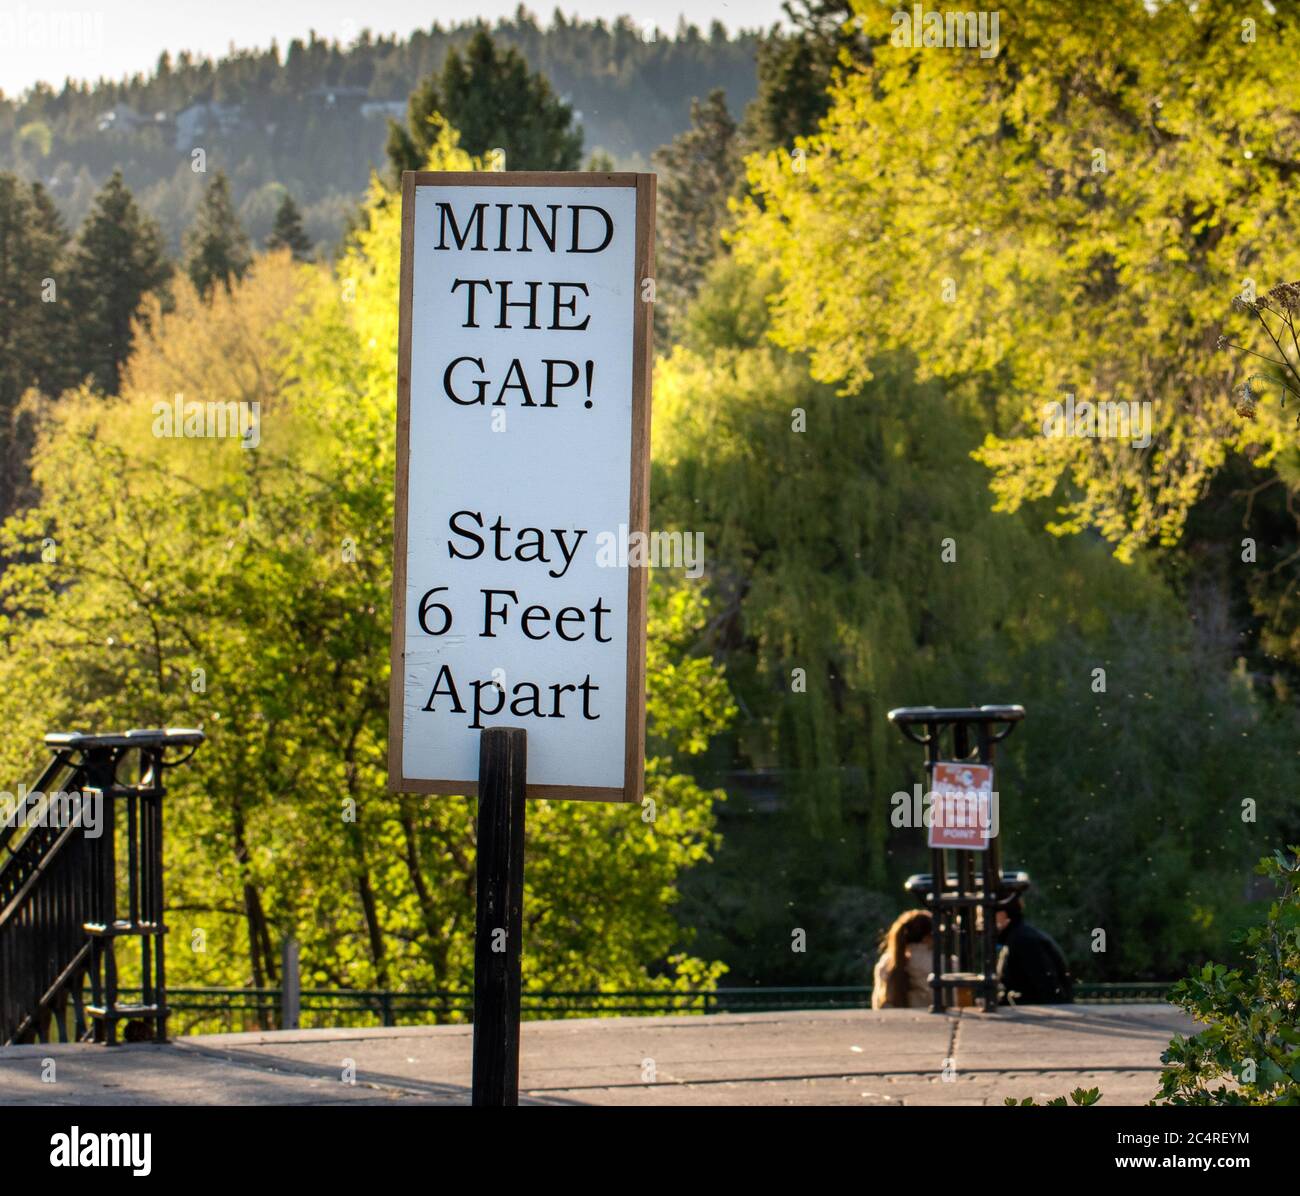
top-left (0, 1), bottom-right (788, 97)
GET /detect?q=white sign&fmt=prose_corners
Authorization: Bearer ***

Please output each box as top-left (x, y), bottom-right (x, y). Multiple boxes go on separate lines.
top-left (927, 761), bottom-right (995, 850)
top-left (389, 172), bottom-right (654, 802)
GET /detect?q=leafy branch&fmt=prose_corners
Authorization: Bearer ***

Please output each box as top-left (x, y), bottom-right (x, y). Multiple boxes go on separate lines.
top-left (1156, 847), bottom-right (1300, 1106)
top-left (1218, 281), bottom-right (1300, 421)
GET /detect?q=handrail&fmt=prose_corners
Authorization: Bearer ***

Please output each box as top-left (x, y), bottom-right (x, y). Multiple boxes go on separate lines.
top-left (0, 750), bottom-right (75, 862)
top-left (886, 705), bottom-right (1026, 724)
top-left (114, 981), bottom-right (1176, 1038)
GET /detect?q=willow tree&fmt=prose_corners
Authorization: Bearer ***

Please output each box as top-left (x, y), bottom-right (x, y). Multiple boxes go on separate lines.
top-left (654, 256), bottom-right (1300, 984)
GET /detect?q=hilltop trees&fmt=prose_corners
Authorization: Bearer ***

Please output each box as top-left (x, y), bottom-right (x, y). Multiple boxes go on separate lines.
top-left (0, 16), bottom-right (761, 249)
top-left (386, 30), bottom-right (583, 177)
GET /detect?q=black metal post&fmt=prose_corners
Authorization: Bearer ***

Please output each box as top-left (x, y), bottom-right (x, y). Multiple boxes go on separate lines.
top-left (281, 936), bottom-right (300, 1031)
top-left (924, 720), bottom-right (945, 1012)
top-left (472, 726), bottom-right (527, 1106)
top-left (152, 748), bottom-right (168, 1042)
top-left (977, 721), bottom-right (998, 1012)
top-left (100, 770), bottom-right (118, 1046)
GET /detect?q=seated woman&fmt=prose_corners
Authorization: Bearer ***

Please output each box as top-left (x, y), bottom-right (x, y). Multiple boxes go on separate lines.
top-left (871, 909), bottom-right (934, 1008)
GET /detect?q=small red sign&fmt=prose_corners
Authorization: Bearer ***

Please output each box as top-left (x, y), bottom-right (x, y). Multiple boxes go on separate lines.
top-left (928, 762), bottom-right (994, 850)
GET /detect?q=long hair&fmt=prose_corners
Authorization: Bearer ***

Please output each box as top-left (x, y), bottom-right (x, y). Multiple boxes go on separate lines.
top-left (881, 909), bottom-right (933, 1008)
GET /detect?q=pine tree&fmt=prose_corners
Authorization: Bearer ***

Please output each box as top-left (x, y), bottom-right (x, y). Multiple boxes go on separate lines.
top-left (386, 30), bottom-right (582, 178)
top-left (651, 89), bottom-right (738, 342)
top-left (184, 172), bottom-right (252, 299)
top-left (742, 0), bottom-right (863, 154)
top-left (0, 173), bottom-right (72, 517)
top-left (68, 170), bottom-right (171, 395)
top-left (0, 175), bottom-right (71, 406)
top-left (22, 180), bottom-right (77, 396)
top-left (265, 191), bottom-right (313, 260)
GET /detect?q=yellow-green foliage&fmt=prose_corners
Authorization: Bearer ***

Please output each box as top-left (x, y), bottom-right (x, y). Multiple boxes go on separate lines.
top-left (738, 0), bottom-right (1300, 561)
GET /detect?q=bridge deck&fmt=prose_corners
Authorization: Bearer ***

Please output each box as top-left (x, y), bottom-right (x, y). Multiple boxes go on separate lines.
top-left (0, 1004), bottom-right (1192, 1106)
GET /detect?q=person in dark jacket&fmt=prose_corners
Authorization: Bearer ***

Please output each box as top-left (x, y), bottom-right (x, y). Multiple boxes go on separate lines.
top-left (995, 896), bottom-right (1073, 1004)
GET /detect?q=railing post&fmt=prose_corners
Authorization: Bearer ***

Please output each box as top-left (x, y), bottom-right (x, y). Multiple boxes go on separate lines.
top-left (148, 746), bottom-right (169, 1042)
top-left (98, 759), bottom-right (119, 1046)
top-left (281, 937), bottom-right (300, 1030)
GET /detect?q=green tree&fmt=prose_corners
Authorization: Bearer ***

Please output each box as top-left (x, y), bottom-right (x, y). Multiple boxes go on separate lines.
top-left (68, 169), bottom-right (172, 395)
top-left (0, 173), bottom-right (72, 517)
top-left (731, 2), bottom-right (1300, 846)
top-left (0, 175), bottom-right (72, 401)
top-left (265, 191), bottom-right (313, 260)
top-left (184, 171), bottom-right (252, 300)
top-left (652, 89), bottom-right (739, 342)
top-left (386, 30), bottom-right (582, 178)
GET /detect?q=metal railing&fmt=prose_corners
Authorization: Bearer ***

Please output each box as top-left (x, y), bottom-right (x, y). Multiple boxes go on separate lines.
top-left (122, 982), bottom-right (1174, 1036)
top-left (0, 729), bottom-right (203, 1045)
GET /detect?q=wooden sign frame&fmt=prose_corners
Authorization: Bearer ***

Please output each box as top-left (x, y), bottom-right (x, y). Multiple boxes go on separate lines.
top-left (388, 171), bottom-right (655, 803)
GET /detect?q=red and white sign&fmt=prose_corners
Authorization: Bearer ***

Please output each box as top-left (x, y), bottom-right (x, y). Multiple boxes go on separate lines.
top-left (928, 761), bottom-right (994, 850)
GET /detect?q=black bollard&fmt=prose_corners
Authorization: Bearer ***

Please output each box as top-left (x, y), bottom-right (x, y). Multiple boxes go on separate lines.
top-left (471, 726), bottom-right (527, 1105)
